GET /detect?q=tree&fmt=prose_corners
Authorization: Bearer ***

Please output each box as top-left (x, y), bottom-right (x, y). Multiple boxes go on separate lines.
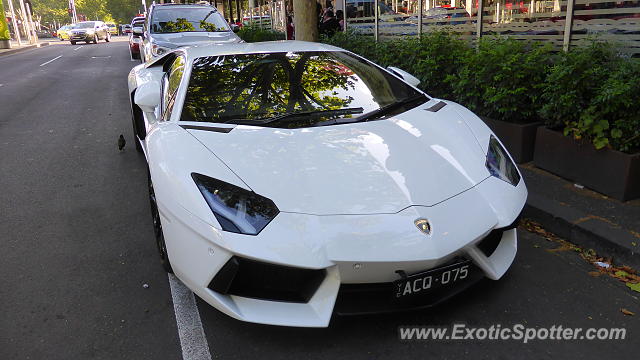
top-left (293, 0), bottom-right (317, 42)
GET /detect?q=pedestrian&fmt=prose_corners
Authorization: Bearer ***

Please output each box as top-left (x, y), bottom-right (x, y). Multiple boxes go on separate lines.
top-left (286, 15), bottom-right (294, 40)
top-left (336, 10), bottom-right (344, 31)
top-left (319, 9), bottom-right (340, 37)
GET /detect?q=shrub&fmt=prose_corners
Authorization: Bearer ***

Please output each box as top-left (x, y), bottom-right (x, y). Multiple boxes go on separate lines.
top-left (563, 58), bottom-right (640, 152)
top-left (538, 42), bottom-right (621, 130)
top-left (446, 37), bottom-right (553, 123)
top-left (238, 25), bottom-right (285, 42)
top-left (322, 30), bottom-right (472, 99)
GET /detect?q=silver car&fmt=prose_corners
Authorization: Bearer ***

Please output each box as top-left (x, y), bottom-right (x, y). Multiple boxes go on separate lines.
top-left (140, 3), bottom-right (241, 63)
top-left (69, 21), bottom-right (111, 45)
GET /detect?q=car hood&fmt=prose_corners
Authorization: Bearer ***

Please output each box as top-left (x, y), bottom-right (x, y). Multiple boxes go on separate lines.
top-left (152, 31), bottom-right (241, 47)
top-left (186, 101), bottom-right (490, 215)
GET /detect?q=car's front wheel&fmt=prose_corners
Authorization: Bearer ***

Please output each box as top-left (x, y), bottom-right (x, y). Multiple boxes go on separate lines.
top-left (93, 35), bottom-right (98, 44)
top-left (148, 173), bottom-right (173, 273)
top-left (70, 40), bottom-right (76, 45)
top-left (105, 33), bottom-right (111, 42)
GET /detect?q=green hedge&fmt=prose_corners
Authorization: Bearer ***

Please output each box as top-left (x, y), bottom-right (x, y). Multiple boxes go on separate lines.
top-left (237, 25), bottom-right (285, 42)
top-left (321, 31), bottom-right (639, 153)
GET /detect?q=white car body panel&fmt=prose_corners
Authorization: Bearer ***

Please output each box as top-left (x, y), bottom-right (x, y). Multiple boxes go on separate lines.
top-left (187, 101), bottom-right (489, 215)
top-left (127, 41), bottom-right (528, 327)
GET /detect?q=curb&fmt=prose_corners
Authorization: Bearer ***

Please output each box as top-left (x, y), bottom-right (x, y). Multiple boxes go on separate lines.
top-left (0, 42), bottom-right (50, 57)
top-left (523, 193), bottom-right (640, 268)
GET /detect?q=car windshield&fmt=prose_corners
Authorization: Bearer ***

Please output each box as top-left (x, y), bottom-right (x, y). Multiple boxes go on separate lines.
top-left (181, 51), bottom-right (428, 128)
top-left (75, 22), bottom-right (95, 29)
top-left (151, 7), bottom-right (229, 33)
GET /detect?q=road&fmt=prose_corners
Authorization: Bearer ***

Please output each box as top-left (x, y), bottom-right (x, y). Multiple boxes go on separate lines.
top-left (0, 38), bottom-right (638, 360)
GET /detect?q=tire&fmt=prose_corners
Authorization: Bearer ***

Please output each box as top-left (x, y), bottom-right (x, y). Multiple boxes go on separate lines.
top-left (148, 173), bottom-right (173, 273)
top-left (131, 51), bottom-right (140, 60)
top-left (70, 40), bottom-right (76, 45)
top-left (85, 40), bottom-right (90, 44)
top-left (105, 33), bottom-right (111, 42)
top-left (93, 35), bottom-right (98, 44)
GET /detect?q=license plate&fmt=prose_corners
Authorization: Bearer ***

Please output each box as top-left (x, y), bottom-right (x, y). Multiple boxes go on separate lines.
top-left (394, 260), bottom-right (472, 299)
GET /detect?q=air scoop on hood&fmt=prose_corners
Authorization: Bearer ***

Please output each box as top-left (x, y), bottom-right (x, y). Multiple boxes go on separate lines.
top-left (186, 105), bottom-right (490, 215)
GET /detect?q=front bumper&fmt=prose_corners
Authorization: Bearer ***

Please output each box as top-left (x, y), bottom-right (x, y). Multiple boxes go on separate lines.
top-left (70, 33), bottom-right (96, 41)
top-left (159, 176), bottom-right (526, 327)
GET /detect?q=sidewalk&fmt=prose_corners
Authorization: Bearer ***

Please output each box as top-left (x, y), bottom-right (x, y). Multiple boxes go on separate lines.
top-left (520, 163), bottom-right (640, 267)
top-left (0, 40), bottom-right (51, 56)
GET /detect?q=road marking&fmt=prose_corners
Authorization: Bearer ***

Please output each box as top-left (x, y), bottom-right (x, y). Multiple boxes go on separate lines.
top-left (168, 274), bottom-right (212, 360)
top-left (39, 55), bottom-right (62, 67)
top-left (73, 46), bottom-right (82, 51)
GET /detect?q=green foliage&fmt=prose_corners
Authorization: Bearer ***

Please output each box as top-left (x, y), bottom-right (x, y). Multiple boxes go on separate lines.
top-left (161, 18), bottom-right (195, 33)
top-left (563, 58), bottom-right (640, 152)
top-left (539, 42), bottom-right (620, 130)
top-left (30, 0), bottom-right (142, 25)
top-left (447, 37), bottom-right (553, 123)
top-left (322, 30), bottom-right (472, 99)
top-left (237, 25), bottom-right (285, 42)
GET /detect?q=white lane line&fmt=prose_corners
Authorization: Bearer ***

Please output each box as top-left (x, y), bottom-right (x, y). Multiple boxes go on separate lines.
top-left (39, 55), bottom-right (62, 67)
top-left (73, 46), bottom-right (82, 51)
top-left (168, 274), bottom-right (212, 360)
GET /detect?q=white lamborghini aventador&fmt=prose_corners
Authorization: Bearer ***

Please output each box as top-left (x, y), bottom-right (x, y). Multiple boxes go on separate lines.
top-left (127, 41), bottom-right (527, 327)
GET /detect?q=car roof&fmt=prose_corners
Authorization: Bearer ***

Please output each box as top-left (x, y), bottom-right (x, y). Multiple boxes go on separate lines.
top-left (183, 41), bottom-right (345, 60)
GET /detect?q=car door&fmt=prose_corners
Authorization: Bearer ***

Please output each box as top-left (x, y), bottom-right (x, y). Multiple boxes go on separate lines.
top-left (94, 23), bottom-right (102, 39)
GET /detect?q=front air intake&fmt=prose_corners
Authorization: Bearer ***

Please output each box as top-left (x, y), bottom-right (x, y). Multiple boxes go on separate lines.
top-left (208, 256), bottom-right (326, 303)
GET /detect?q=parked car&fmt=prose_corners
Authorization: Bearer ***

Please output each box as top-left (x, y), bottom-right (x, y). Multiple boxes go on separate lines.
top-left (129, 16), bottom-right (146, 60)
top-left (68, 21), bottom-right (111, 44)
top-left (127, 41), bottom-right (527, 327)
top-left (105, 22), bottom-right (118, 35)
top-left (57, 24), bottom-right (74, 41)
top-left (140, 2), bottom-right (241, 63)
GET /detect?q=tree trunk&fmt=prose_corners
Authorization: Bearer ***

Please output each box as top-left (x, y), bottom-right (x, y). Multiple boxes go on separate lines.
top-left (293, 0), bottom-right (318, 41)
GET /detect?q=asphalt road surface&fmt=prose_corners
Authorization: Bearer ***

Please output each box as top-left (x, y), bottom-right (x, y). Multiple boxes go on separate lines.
top-left (1, 38), bottom-right (638, 360)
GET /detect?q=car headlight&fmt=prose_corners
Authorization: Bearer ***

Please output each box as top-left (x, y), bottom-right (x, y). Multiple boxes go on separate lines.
top-left (485, 135), bottom-right (520, 186)
top-left (152, 44), bottom-right (170, 57)
top-left (192, 173), bottom-right (279, 235)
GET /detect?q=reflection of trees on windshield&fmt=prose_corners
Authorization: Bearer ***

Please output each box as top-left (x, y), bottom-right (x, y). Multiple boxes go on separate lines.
top-left (182, 52), bottom-right (357, 126)
top-left (198, 21), bottom-right (227, 32)
top-left (159, 18), bottom-right (195, 32)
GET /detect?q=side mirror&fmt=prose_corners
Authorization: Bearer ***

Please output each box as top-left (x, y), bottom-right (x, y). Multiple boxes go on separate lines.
top-left (231, 24), bottom-right (240, 33)
top-left (134, 81), bottom-right (161, 123)
top-left (133, 26), bottom-right (144, 36)
top-left (387, 66), bottom-right (421, 87)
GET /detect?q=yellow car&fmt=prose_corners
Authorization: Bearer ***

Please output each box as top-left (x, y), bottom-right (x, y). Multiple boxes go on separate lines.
top-left (106, 23), bottom-right (118, 35)
top-left (57, 25), bottom-right (74, 41)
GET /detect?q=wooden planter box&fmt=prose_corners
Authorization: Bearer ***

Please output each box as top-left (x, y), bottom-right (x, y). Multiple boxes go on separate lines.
top-left (533, 127), bottom-right (640, 201)
top-left (481, 117), bottom-right (541, 164)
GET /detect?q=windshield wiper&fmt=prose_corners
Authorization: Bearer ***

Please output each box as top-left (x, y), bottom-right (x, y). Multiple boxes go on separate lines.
top-left (349, 95), bottom-right (428, 123)
top-left (230, 107), bottom-right (365, 125)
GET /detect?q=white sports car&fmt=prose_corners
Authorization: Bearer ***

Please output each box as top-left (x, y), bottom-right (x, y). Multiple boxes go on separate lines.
top-left (127, 41), bottom-right (527, 327)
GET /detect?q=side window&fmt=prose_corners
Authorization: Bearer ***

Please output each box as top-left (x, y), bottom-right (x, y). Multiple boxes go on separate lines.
top-left (161, 56), bottom-right (186, 121)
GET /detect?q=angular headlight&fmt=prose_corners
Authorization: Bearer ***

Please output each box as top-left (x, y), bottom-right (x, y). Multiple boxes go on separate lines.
top-left (152, 44), bottom-right (170, 57)
top-left (485, 135), bottom-right (520, 186)
top-left (192, 173), bottom-right (279, 235)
